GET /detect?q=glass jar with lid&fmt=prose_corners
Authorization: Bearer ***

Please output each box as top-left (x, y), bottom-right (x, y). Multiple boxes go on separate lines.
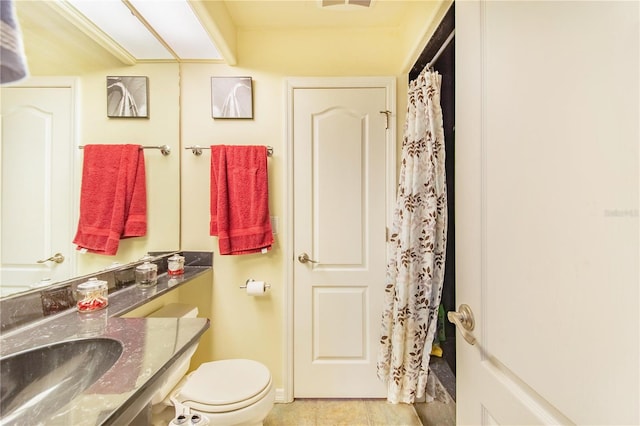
top-left (167, 254), bottom-right (185, 276)
top-left (76, 277), bottom-right (108, 312)
top-left (135, 261), bottom-right (158, 287)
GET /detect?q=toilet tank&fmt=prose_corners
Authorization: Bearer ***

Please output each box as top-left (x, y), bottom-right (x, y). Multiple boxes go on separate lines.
top-left (147, 303), bottom-right (200, 406)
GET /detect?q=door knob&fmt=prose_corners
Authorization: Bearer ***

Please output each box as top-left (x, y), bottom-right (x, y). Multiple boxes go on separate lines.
top-left (37, 253), bottom-right (65, 264)
top-left (297, 253), bottom-right (318, 264)
top-left (447, 304), bottom-right (476, 345)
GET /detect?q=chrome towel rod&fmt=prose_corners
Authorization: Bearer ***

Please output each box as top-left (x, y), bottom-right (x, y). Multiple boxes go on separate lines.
top-left (184, 145), bottom-right (273, 157)
top-left (79, 144), bottom-right (171, 156)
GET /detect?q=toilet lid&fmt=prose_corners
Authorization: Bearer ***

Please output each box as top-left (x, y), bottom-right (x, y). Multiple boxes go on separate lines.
top-left (178, 359), bottom-right (271, 409)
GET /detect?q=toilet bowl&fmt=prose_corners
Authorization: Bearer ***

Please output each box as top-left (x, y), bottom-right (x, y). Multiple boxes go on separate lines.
top-left (147, 304), bottom-right (275, 426)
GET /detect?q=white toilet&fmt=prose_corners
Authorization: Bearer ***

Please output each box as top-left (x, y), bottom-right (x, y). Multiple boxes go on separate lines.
top-left (147, 303), bottom-right (275, 426)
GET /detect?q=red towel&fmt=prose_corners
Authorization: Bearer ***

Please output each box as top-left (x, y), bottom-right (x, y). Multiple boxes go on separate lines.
top-left (210, 145), bottom-right (273, 255)
top-left (73, 144), bottom-right (147, 255)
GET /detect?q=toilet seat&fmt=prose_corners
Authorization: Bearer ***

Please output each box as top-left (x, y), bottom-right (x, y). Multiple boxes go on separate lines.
top-left (177, 359), bottom-right (273, 414)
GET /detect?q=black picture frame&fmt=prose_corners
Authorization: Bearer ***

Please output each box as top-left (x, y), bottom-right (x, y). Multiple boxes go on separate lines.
top-left (107, 76), bottom-right (149, 118)
top-left (211, 76), bottom-right (253, 119)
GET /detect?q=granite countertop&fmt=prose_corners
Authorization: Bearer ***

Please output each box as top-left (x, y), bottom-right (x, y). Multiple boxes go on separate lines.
top-left (0, 262), bottom-right (212, 425)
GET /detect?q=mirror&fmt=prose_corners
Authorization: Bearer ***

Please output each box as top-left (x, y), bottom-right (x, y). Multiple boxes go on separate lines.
top-left (0, 2), bottom-right (181, 297)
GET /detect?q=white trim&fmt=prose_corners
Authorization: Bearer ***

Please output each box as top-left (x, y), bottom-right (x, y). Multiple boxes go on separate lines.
top-left (274, 388), bottom-right (286, 403)
top-left (283, 76), bottom-right (396, 401)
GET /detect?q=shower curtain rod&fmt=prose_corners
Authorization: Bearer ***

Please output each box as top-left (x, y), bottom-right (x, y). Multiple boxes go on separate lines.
top-left (426, 30), bottom-right (455, 70)
top-left (409, 3), bottom-right (455, 81)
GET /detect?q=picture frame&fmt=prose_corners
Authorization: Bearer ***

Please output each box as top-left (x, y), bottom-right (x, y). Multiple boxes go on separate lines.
top-left (211, 76), bottom-right (253, 119)
top-left (106, 76), bottom-right (149, 118)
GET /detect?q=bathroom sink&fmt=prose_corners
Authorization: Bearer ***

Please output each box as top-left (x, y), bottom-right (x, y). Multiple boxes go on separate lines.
top-left (0, 338), bottom-right (123, 425)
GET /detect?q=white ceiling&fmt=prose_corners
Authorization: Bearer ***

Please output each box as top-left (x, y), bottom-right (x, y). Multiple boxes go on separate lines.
top-left (222, 0), bottom-right (420, 30)
top-left (14, 0), bottom-right (443, 71)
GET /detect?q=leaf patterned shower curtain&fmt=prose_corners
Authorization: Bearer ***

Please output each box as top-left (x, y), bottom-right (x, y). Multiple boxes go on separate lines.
top-left (377, 69), bottom-right (448, 404)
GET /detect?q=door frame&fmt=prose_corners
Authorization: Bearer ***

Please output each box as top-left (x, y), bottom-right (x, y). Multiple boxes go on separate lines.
top-left (283, 77), bottom-right (397, 402)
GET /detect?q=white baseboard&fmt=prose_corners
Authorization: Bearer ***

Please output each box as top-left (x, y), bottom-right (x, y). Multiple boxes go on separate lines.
top-left (274, 388), bottom-right (289, 403)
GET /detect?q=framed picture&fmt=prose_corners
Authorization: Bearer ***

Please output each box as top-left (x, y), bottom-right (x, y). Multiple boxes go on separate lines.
top-left (107, 76), bottom-right (149, 118)
top-left (211, 76), bottom-right (253, 119)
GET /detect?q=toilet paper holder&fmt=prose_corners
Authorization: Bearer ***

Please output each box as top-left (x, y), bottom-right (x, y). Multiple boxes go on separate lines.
top-left (239, 278), bottom-right (271, 290)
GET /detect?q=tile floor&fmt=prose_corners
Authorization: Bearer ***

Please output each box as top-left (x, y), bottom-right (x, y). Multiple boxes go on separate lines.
top-left (153, 396), bottom-right (455, 425)
top-left (263, 399), bottom-right (424, 426)
top-left (153, 358), bottom-right (457, 425)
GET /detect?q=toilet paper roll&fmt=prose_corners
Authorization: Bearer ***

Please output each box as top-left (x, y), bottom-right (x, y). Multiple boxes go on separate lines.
top-left (246, 280), bottom-right (267, 296)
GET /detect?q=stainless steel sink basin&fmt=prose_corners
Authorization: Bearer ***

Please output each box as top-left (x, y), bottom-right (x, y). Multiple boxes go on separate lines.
top-left (0, 338), bottom-right (123, 425)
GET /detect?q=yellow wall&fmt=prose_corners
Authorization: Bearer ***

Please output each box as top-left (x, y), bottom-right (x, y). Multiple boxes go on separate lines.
top-left (75, 63), bottom-right (181, 275)
top-left (16, 0), bottom-right (449, 397)
top-left (179, 26), bottom-right (413, 393)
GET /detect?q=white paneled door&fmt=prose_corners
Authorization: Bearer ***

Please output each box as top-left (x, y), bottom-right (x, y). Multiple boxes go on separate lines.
top-left (455, 1), bottom-right (638, 424)
top-left (289, 78), bottom-right (395, 397)
top-left (1, 79), bottom-right (76, 295)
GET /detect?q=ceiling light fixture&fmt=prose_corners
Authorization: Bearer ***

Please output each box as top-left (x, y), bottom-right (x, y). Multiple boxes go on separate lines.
top-left (64, 0), bottom-right (221, 61)
top-left (128, 0), bottom-right (220, 60)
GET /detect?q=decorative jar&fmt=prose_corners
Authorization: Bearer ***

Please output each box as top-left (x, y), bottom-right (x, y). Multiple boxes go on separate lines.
top-left (167, 254), bottom-right (185, 276)
top-left (76, 278), bottom-right (108, 312)
top-left (136, 261), bottom-right (158, 287)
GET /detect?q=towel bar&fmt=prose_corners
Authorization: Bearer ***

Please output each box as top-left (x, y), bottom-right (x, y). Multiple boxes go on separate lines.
top-left (79, 145), bottom-right (171, 156)
top-left (184, 145), bottom-right (273, 157)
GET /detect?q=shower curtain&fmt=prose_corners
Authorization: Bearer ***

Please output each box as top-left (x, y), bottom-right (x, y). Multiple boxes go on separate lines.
top-left (377, 69), bottom-right (448, 404)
